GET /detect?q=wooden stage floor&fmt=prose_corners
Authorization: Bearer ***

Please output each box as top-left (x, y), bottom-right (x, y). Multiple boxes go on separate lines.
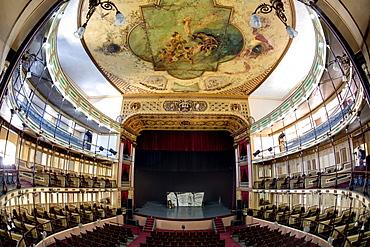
top-left (135, 201), bottom-right (232, 220)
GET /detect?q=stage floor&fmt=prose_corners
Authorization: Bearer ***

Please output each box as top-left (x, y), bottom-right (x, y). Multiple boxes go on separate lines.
top-left (136, 201), bottom-right (232, 219)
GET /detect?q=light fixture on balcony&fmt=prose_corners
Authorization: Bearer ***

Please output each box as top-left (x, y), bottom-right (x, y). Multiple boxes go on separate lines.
top-left (74, 0), bottom-right (126, 39)
top-left (327, 54), bottom-right (350, 72)
top-left (249, 0), bottom-right (298, 38)
top-left (253, 150), bottom-right (261, 157)
top-left (109, 148), bottom-right (117, 155)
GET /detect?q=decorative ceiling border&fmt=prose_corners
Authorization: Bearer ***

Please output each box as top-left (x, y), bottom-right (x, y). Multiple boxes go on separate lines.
top-left (122, 113), bottom-right (249, 139)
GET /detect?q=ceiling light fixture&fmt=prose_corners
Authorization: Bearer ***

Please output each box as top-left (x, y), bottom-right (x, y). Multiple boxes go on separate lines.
top-left (74, 0), bottom-right (126, 39)
top-left (328, 54), bottom-right (350, 72)
top-left (249, 0), bottom-right (298, 38)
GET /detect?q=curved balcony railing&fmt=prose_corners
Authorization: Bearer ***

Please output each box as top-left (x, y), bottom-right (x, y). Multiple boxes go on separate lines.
top-left (285, 102), bottom-right (353, 150)
top-left (250, 7), bottom-right (327, 135)
top-left (253, 171), bottom-right (352, 191)
top-left (7, 75), bottom-right (119, 161)
top-left (252, 80), bottom-right (363, 163)
top-left (43, 4), bottom-right (121, 133)
top-left (0, 167), bottom-right (118, 196)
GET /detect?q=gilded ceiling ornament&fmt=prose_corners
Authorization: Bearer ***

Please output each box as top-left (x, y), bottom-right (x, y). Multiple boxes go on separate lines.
top-left (163, 100), bottom-right (207, 112)
top-left (141, 76), bottom-right (168, 90)
top-left (204, 76), bottom-right (231, 91)
top-left (230, 103), bottom-right (241, 112)
top-left (130, 102), bottom-right (141, 111)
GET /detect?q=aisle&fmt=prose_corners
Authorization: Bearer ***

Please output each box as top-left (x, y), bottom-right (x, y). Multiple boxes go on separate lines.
top-left (126, 230), bottom-right (150, 247)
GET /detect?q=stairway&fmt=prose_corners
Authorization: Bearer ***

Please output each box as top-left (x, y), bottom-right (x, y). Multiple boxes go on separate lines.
top-left (213, 218), bottom-right (226, 233)
top-left (143, 217), bottom-right (155, 232)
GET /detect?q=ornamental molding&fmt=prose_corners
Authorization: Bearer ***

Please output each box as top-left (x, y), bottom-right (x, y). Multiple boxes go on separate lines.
top-left (123, 114), bottom-right (249, 137)
top-left (163, 100), bottom-right (207, 112)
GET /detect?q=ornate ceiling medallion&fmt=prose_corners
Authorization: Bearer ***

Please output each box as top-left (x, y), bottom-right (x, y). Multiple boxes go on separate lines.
top-left (128, 0), bottom-right (244, 79)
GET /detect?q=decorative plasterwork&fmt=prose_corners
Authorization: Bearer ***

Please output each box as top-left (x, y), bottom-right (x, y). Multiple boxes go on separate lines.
top-left (80, 0), bottom-right (294, 95)
top-left (123, 114), bottom-right (249, 137)
top-left (163, 100), bottom-right (207, 112)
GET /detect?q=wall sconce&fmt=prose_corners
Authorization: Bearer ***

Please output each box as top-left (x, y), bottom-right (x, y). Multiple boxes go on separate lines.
top-left (253, 150), bottom-right (261, 157)
top-left (74, 0), bottom-right (126, 39)
top-left (109, 148), bottom-right (117, 155)
top-left (249, 0), bottom-right (298, 38)
top-left (279, 132), bottom-right (285, 139)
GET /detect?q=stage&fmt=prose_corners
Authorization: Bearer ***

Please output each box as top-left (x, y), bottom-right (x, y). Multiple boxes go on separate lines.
top-left (135, 201), bottom-right (233, 220)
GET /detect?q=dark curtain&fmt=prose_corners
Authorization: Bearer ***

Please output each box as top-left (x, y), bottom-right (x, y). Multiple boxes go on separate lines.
top-left (134, 131), bottom-right (235, 208)
top-left (136, 131), bottom-right (233, 151)
top-left (135, 150), bottom-right (234, 172)
top-left (121, 190), bottom-right (128, 207)
top-left (241, 191), bottom-right (249, 208)
top-left (239, 141), bottom-right (248, 156)
top-left (240, 165), bottom-right (249, 182)
top-left (121, 164), bottom-right (130, 181)
top-left (123, 139), bottom-right (132, 155)
top-left (135, 170), bottom-right (233, 208)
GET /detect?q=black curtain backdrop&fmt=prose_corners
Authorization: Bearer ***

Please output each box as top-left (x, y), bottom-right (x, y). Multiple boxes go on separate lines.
top-left (134, 131), bottom-right (235, 208)
top-left (136, 131), bottom-right (234, 151)
top-left (135, 150), bottom-right (234, 172)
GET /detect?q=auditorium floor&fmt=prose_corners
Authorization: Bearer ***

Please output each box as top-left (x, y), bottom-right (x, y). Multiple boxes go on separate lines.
top-left (136, 201), bottom-right (232, 219)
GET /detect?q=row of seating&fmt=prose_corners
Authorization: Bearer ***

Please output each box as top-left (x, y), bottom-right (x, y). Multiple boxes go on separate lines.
top-left (54, 223), bottom-right (133, 247)
top-left (252, 202), bottom-right (370, 247)
top-left (0, 202), bottom-right (119, 246)
top-left (151, 231), bottom-right (218, 236)
top-left (140, 230), bottom-right (225, 247)
top-left (235, 224), bottom-right (314, 247)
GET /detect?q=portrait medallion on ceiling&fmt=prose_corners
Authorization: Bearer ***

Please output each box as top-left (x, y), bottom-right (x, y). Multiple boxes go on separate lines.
top-left (79, 0), bottom-right (294, 94)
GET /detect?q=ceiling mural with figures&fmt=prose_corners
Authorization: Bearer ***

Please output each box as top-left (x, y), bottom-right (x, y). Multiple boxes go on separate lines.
top-left (80, 0), bottom-right (294, 94)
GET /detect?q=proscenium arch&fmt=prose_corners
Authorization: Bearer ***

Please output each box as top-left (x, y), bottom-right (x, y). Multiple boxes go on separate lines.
top-left (121, 113), bottom-right (250, 142)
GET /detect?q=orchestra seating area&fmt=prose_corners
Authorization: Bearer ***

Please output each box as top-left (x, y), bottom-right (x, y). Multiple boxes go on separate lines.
top-left (0, 203), bottom-right (118, 247)
top-left (53, 223), bottom-right (133, 247)
top-left (233, 224), bottom-right (315, 247)
top-left (140, 230), bottom-right (226, 247)
top-left (249, 203), bottom-right (370, 247)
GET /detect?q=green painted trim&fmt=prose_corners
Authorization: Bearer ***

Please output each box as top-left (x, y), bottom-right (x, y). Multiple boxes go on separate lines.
top-left (305, 78), bottom-right (312, 88)
top-left (59, 77), bottom-right (67, 86)
top-left (293, 92), bottom-right (302, 101)
top-left (282, 103), bottom-right (290, 110)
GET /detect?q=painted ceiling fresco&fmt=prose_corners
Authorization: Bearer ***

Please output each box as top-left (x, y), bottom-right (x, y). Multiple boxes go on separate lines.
top-left (80, 0), bottom-right (294, 95)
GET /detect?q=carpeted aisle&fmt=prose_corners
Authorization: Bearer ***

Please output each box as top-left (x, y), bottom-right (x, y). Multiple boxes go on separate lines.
top-left (220, 232), bottom-right (243, 247)
top-left (126, 231), bottom-right (150, 247)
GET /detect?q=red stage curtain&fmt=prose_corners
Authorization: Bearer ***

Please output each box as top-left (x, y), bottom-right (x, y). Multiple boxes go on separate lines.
top-left (241, 191), bottom-right (249, 207)
top-left (121, 191), bottom-right (128, 202)
top-left (240, 165), bottom-right (248, 182)
top-left (136, 131), bottom-right (233, 151)
top-left (121, 164), bottom-right (130, 181)
top-left (122, 164), bottom-right (130, 174)
top-left (238, 140), bottom-right (248, 156)
top-left (123, 139), bottom-right (132, 155)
